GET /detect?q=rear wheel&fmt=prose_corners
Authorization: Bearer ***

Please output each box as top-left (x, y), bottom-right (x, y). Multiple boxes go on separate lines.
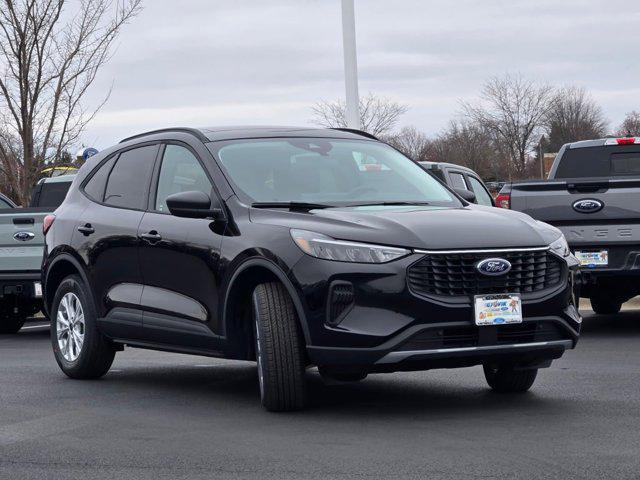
top-left (252, 282), bottom-right (307, 411)
top-left (483, 364), bottom-right (538, 393)
top-left (590, 295), bottom-right (622, 315)
top-left (0, 313), bottom-right (27, 334)
top-left (51, 275), bottom-right (116, 379)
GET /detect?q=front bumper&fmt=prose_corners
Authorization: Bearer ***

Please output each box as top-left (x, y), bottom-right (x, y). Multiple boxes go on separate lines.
top-left (292, 251), bottom-right (581, 372)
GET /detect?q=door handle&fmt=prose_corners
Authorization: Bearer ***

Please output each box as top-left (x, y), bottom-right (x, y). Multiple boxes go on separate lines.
top-left (77, 223), bottom-right (95, 236)
top-left (140, 230), bottom-right (162, 243)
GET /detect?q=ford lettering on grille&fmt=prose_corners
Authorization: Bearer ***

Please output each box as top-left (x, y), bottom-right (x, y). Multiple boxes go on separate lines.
top-left (476, 258), bottom-right (511, 276)
top-left (572, 199), bottom-right (603, 213)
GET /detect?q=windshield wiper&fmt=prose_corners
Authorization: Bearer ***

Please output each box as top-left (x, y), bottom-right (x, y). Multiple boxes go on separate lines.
top-left (251, 202), bottom-right (334, 210)
top-left (348, 201), bottom-right (431, 207)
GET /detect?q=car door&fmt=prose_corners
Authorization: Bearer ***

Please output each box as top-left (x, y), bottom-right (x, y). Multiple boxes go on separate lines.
top-left (137, 143), bottom-right (224, 351)
top-left (73, 143), bottom-right (159, 339)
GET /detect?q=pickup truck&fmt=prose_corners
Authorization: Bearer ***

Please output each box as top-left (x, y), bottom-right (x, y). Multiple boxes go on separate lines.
top-left (496, 137), bottom-right (640, 314)
top-left (0, 175), bottom-right (74, 333)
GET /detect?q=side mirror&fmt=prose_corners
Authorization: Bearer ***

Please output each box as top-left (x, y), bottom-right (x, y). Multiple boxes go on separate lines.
top-left (165, 191), bottom-right (223, 219)
top-left (454, 188), bottom-right (476, 203)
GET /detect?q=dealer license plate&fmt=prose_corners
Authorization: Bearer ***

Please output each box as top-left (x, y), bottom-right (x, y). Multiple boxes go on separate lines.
top-left (574, 250), bottom-right (608, 268)
top-left (34, 281), bottom-right (42, 298)
top-left (474, 294), bottom-right (522, 326)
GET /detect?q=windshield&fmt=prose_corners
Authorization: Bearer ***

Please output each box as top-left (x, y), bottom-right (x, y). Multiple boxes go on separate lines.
top-left (208, 138), bottom-right (458, 207)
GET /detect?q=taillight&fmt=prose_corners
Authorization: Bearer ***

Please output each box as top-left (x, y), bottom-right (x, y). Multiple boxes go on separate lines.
top-left (43, 214), bottom-right (56, 235)
top-left (495, 193), bottom-right (510, 209)
top-left (604, 137), bottom-right (639, 145)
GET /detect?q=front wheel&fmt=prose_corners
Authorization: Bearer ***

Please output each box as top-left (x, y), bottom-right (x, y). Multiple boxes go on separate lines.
top-left (51, 275), bottom-right (115, 379)
top-left (252, 282), bottom-right (307, 411)
top-left (483, 364), bottom-right (538, 393)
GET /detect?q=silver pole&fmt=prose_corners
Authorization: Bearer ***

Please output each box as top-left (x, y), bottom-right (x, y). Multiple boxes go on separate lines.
top-left (341, 0), bottom-right (360, 129)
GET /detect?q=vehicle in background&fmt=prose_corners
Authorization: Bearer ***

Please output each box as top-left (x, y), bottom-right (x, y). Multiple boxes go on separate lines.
top-left (485, 181), bottom-right (506, 198)
top-left (0, 175), bottom-right (75, 333)
top-left (419, 161), bottom-right (495, 206)
top-left (0, 193), bottom-right (18, 210)
top-left (496, 137), bottom-right (640, 314)
top-left (42, 126), bottom-right (580, 411)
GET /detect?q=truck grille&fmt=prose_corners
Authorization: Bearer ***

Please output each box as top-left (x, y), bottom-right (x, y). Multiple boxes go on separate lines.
top-left (407, 249), bottom-right (563, 297)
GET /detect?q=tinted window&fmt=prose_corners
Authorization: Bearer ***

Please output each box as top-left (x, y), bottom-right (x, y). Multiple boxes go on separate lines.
top-left (155, 145), bottom-right (212, 213)
top-left (555, 146), bottom-right (640, 178)
top-left (84, 156), bottom-right (116, 202)
top-left (212, 138), bottom-right (457, 206)
top-left (449, 172), bottom-right (467, 190)
top-left (104, 145), bottom-right (157, 210)
top-left (611, 152), bottom-right (640, 175)
top-left (468, 176), bottom-right (493, 206)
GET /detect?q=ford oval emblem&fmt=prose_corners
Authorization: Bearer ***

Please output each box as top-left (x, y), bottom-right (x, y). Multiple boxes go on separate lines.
top-left (14, 231), bottom-right (35, 242)
top-left (476, 258), bottom-right (512, 276)
top-left (572, 198), bottom-right (603, 213)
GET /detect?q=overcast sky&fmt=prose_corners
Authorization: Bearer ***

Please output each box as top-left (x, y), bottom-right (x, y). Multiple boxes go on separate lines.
top-left (82, 0), bottom-right (640, 148)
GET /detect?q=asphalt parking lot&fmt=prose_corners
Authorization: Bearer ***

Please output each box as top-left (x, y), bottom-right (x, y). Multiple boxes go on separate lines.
top-left (1, 303), bottom-right (639, 480)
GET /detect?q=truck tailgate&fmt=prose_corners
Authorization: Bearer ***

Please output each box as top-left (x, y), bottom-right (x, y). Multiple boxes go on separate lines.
top-left (0, 209), bottom-right (48, 272)
top-left (510, 178), bottom-right (640, 246)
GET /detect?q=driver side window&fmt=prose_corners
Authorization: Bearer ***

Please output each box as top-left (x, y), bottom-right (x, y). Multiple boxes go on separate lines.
top-left (155, 145), bottom-right (212, 213)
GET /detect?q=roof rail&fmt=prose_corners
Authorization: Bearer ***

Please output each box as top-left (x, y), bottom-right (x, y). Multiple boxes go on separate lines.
top-left (119, 127), bottom-right (208, 144)
top-left (330, 128), bottom-right (378, 140)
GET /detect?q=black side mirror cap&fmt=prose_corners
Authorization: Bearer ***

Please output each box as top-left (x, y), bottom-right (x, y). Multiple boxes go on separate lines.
top-left (454, 188), bottom-right (476, 204)
top-left (165, 190), bottom-right (223, 219)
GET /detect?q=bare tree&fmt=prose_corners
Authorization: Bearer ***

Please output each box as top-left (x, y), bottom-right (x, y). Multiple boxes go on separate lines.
top-left (383, 126), bottom-right (430, 160)
top-left (462, 74), bottom-right (554, 176)
top-left (0, 0), bottom-right (142, 204)
top-left (545, 86), bottom-right (608, 151)
top-left (615, 111), bottom-right (640, 137)
top-left (425, 119), bottom-right (506, 180)
top-left (311, 92), bottom-right (408, 137)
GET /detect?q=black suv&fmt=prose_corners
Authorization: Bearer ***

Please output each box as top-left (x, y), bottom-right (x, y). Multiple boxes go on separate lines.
top-left (43, 127), bottom-right (581, 411)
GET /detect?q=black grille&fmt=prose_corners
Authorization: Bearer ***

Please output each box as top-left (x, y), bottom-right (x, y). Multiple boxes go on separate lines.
top-left (407, 250), bottom-right (563, 297)
top-left (398, 321), bottom-right (567, 351)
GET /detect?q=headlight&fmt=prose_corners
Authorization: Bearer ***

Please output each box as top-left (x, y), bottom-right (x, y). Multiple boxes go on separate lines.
top-left (549, 235), bottom-right (570, 257)
top-left (291, 229), bottom-right (410, 263)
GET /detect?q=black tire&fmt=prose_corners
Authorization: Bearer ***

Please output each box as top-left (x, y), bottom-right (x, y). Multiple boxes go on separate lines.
top-left (483, 364), bottom-right (538, 393)
top-left (590, 296), bottom-right (622, 315)
top-left (0, 313), bottom-right (27, 334)
top-left (252, 282), bottom-right (307, 411)
top-left (51, 275), bottom-right (115, 379)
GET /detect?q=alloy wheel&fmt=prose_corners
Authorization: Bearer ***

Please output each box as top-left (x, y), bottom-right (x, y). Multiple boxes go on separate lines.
top-left (56, 292), bottom-right (85, 362)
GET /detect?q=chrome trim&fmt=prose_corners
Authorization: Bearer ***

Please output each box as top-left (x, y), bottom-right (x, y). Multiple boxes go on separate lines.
top-left (375, 339), bottom-right (573, 364)
top-left (414, 246), bottom-right (550, 255)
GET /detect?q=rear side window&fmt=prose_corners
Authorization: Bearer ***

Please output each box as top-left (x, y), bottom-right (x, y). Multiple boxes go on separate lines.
top-left (555, 147), bottom-right (640, 178)
top-left (103, 145), bottom-right (157, 210)
top-left (84, 156), bottom-right (116, 202)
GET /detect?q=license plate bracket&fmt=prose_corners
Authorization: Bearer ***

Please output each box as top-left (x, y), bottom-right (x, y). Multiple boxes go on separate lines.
top-left (574, 250), bottom-right (608, 268)
top-left (474, 293), bottom-right (522, 326)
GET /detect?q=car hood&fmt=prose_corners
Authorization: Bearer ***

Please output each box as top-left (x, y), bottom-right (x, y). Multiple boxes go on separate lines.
top-left (249, 204), bottom-right (561, 250)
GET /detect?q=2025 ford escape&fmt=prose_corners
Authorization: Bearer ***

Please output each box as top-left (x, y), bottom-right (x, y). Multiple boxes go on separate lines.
top-left (42, 126), bottom-right (581, 411)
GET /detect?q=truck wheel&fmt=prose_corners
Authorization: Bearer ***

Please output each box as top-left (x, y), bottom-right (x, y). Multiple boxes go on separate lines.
top-left (252, 282), bottom-right (307, 412)
top-left (0, 314), bottom-right (27, 334)
top-left (51, 275), bottom-right (115, 379)
top-left (590, 296), bottom-right (622, 315)
top-left (483, 364), bottom-right (538, 393)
